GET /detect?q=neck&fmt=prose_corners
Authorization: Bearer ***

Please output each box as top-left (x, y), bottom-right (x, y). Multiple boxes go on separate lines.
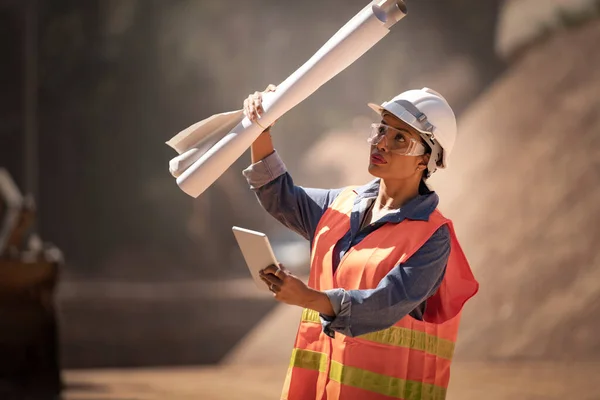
top-left (375, 178), bottom-right (421, 210)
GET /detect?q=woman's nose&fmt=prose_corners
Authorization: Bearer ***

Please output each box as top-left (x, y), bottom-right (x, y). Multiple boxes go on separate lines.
top-left (376, 135), bottom-right (388, 152)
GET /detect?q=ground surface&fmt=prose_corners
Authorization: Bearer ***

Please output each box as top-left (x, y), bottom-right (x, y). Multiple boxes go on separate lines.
top-left (64, 362), bottom-right (600, 400)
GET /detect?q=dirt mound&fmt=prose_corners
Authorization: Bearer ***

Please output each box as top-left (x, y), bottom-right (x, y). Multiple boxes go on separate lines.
top-left (429, 19), bottom-right (600, 361)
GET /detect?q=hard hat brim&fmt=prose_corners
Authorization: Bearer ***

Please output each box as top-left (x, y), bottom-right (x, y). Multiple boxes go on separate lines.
top-left (367, 102), bottom-right (432, 138)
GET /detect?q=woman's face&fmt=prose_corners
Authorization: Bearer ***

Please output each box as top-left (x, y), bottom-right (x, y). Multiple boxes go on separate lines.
top-left (367, 112), bottom-right (429, 181)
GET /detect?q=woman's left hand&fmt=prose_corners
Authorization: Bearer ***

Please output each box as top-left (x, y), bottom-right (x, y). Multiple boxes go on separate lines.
top-left (259, 264), bottom-right (312, 307)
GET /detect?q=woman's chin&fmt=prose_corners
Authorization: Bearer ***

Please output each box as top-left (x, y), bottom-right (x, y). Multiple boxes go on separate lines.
top-left (368, 163), bottom-right (384, 177)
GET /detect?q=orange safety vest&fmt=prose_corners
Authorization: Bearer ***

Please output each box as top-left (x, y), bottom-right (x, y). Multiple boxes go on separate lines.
top-left (281, 187), bottom-right (479, 400)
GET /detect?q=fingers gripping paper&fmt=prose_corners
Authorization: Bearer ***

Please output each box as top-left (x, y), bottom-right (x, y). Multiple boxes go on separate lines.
top-left (166, 0), bottom-right (408, 197)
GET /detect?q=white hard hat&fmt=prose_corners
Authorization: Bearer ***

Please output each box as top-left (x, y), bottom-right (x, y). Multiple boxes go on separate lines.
top-left (368, 88), bottom-right (457, 177)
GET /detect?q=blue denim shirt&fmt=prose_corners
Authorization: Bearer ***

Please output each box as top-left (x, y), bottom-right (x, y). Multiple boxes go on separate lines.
top-left (243, 151), bottom-right (450, 338)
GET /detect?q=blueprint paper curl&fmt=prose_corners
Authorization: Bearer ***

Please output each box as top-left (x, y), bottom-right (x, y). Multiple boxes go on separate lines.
top-left (166, 0), bottom-right (407, 197)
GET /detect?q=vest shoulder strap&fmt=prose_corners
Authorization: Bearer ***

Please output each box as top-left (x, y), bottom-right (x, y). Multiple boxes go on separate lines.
top-left (328, 186), bottom-right (359, 213)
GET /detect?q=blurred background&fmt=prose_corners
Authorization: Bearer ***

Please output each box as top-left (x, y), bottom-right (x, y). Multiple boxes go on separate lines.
top-left (1, 0), bottom-right (599, 399)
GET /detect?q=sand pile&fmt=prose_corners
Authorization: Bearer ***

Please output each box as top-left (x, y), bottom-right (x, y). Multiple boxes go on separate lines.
top-left (430, 19), bottom-right (600, 361)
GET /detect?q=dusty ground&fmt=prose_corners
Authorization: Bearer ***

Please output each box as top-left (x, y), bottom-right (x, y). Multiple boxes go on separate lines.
top-left (64, 362), bottom-right (600, 400)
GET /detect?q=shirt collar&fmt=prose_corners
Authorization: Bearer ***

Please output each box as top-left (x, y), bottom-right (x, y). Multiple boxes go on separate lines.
top-left (352, 178), bottom-right (439, 222)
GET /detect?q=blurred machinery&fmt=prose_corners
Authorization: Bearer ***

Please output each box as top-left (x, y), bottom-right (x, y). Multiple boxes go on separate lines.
top-left (0, 168), bottom-right (63, 399)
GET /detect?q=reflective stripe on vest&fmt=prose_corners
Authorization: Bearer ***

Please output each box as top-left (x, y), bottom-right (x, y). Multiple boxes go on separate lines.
top-left (282, 187), bottom-right (479, 400)
top-left (289, 348), bottom-right (447, 400)
top-left (301, 309), bottom-right (455, 360)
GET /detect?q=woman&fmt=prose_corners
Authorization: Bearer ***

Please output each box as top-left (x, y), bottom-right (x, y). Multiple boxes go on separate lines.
top-left (242, 85), bottom-right (478, 400)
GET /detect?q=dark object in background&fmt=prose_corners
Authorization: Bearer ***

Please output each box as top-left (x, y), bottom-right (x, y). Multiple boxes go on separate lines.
top-left (0, 169), bottom-right (63, 399)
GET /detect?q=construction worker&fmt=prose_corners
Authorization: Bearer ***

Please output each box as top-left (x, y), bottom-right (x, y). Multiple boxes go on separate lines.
top-left (242, 84), bottom-right (479, 400)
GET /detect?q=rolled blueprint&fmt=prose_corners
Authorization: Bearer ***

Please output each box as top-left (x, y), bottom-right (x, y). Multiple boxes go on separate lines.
top-left (169, 0), bottom-right (407, 197)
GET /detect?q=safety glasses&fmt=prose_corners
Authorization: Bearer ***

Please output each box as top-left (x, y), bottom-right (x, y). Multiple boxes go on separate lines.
top-left (367, 123), bottom-right (426, 156)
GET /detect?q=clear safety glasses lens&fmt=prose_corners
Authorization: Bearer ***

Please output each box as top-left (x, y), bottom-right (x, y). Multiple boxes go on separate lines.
top-left (367, 123), bottom-right (426, 156)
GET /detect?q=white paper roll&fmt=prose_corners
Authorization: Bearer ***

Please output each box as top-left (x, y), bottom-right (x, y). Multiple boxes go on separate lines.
top-left (174, 1), bottom-right (407, 197)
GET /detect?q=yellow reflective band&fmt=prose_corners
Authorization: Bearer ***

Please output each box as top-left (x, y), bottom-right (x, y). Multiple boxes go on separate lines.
top-left (329, 361), bottom-right (447, 400)
top-left (302, 308), bottom-right (320, 323)
top-left (289, 348), bottom-right (328, 373)
top-left (359, 327), bottom-right (455, 360)
top-left (301, 309), bottom-right (455, 360)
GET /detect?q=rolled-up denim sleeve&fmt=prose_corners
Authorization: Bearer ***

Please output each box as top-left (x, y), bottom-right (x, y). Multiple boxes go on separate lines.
top-left (320, 224), bottom-right (450, 338)
top-left (242, 151), bottom-right (343, 241)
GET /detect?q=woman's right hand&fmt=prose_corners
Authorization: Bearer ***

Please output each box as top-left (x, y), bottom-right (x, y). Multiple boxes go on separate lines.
top-left (243, 84), bottom-right (277, 128)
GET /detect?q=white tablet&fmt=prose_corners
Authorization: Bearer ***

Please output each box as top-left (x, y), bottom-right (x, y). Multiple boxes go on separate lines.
top-left (232, 226), bottom-right (279, 292)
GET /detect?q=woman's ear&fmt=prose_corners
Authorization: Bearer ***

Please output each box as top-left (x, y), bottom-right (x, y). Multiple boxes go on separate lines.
top-left (417, 153), bottom-right (430, 171)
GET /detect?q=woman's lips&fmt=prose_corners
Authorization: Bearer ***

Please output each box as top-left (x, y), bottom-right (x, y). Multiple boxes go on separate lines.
top-left (370, 153), bottom-right (387, 165)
